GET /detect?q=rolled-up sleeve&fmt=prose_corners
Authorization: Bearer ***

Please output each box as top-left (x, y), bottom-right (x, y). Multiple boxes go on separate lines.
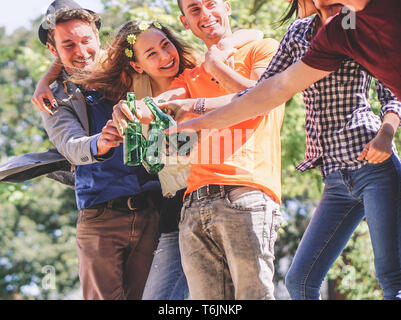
top-left (375, 79), bottom-right (401, 127)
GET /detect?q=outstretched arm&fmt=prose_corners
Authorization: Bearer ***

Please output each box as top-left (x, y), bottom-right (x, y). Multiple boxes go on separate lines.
top-left (167, 61), bottom-right (331, 133)
top-left (159, 93), bottom-right (237, 123)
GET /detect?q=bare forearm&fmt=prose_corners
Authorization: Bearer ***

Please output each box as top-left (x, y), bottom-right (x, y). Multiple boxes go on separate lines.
top-left (172, 61), bottom-right (331, 132)
top-left (380, 112), bottom-right (400, 138)
top-left (208, 60), bottom-right (256, 92)
top-left (154, 87), bottom-right (187, 102)
top-left (204, 93), bottom-right (237, 112)
top-left (40, 59), bottom-right (63, 85)
top-left (196, 75), bottom-right (290, 129)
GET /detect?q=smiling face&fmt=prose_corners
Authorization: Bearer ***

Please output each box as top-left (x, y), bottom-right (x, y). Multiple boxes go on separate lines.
top-left (130, 28), bottom-right (180, 81)
top-left (48, 19), bottom-right (100, 75)
top-left (179, 0), bottom-right (232, 48)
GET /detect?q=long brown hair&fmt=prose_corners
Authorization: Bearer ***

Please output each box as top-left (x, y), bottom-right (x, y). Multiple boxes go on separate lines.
top-left (74, 20), bottom-right (198, 103)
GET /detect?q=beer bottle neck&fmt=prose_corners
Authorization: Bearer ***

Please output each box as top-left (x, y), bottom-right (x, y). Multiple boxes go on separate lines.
top-left (127, 92), bottom-right (136, 114)
top-left (144, 97), bottom-right (165, 121)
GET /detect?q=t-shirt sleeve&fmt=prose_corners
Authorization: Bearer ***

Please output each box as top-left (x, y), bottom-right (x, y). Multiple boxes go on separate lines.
top-left (249, 38), bottom-right (280, 70)
top-left (302, 15), bottom-right (348, 72)
top-left (238, 24), bottom-right (297, 97)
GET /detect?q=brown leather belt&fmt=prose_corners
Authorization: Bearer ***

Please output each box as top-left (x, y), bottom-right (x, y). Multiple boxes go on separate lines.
top-left (90, 191), bottom-right (162, 212)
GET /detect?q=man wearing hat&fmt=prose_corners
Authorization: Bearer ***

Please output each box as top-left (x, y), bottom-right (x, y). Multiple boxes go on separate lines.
top-left (35, 0), bottom-right (163, 300)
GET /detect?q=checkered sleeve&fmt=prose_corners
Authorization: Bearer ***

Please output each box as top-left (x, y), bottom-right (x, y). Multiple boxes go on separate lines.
top-left (375, 79), bottom-right (401, 127)
top-left (237, 25), bottom-right (296, 97)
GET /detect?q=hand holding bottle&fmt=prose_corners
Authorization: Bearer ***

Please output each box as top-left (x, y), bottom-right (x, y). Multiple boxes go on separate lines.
top-left (96, 120), bottom-right (123, 156)
top-left (112, 99), bottom-right (154, 136)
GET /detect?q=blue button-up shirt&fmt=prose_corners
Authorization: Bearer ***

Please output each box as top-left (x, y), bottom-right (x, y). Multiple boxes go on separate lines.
top-left (74, 90), bottom-right (161, 210)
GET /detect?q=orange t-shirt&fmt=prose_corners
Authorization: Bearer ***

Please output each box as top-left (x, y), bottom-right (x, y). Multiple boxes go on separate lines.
top-left (170, 39), bottom-right (285, 204)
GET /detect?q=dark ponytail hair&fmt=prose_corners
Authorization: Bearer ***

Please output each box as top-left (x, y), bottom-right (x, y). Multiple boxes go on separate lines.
top-left (278, 0), bottom-right (299, 26)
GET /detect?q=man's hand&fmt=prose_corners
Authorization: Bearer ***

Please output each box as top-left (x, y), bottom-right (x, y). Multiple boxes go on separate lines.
top-left (97, 120), bottom-right (123, 156)
top-left (204, 44), bottom-right (237, 74)
top-left (159, 99), bottom-right (197, 123)
top-left (31, 79), bottom-right (58, 115)
top-left (216, 38), bottom-right (237, 69)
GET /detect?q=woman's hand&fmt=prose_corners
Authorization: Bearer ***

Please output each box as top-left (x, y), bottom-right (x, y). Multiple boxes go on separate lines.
top-left (159, 99), bottom-right (197, 123)
top-left (112, 99), bottom-right (154, 136)
top-left (357, 128), bottom-right (393, 164)
top-left (31, 79), bottom-right (58, 114)
top-left (358, 113), bottom-right (399, 164)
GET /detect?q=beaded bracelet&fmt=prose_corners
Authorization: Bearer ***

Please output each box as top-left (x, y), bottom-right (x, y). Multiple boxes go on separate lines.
top-left (193, 97), bottom-right (206, 115)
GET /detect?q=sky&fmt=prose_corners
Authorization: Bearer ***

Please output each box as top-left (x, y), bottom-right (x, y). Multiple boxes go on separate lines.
top-left (0, 0), bottom-right (104, 35)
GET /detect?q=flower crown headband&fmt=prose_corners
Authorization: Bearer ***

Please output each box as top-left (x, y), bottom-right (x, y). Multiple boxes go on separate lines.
top-left (124, 21), bottom-right (163, 59)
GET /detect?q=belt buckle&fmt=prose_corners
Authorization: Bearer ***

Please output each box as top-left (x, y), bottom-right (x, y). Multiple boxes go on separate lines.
top-left (195, 185), bottom-right (210, 200)
top-left (127, 196), bottom-right (137, 211)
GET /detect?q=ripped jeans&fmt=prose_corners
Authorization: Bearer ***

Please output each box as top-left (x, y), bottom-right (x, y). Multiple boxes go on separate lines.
top-left (179, 185), bottom-right (282, 300)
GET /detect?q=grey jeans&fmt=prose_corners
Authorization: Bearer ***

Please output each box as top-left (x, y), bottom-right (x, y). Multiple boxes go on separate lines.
top-left (179, 186), bottom-right (282, 300)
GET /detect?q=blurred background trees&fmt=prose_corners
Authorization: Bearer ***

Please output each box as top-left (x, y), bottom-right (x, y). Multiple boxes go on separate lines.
top-left (1, 0), bottom-right (398, 299)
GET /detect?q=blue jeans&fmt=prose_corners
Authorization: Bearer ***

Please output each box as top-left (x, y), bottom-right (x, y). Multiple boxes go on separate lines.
top-left (142, 231), bottom-right (189, 300)
top-left (179, 186), bottom-right (282, 299)
top-left (285, 154), bottom-right (401, 300)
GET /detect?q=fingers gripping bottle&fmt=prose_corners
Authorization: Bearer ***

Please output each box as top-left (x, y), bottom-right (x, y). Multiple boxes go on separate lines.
top-left (123, 92), bottom-right (146, 166)
top-left (142, 96), bottom-right (177, 173)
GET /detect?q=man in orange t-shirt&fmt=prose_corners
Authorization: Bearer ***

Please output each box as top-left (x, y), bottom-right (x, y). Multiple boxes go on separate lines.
top-left (164, 0), bottom-right (285, 300)
top-left (112, 0), bottom-right (285, 300)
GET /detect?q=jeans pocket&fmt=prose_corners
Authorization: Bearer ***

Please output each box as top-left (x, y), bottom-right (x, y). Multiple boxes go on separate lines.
top-left (366, 155), bottom-right (393, 168)
top-left (78, 207), bottom-right (107, 224)
top-left (224, 187), bottom-right (266, 212)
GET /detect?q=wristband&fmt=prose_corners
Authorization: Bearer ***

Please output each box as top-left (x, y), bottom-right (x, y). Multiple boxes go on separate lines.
top-left (193, 98), bottom-right (206, 115)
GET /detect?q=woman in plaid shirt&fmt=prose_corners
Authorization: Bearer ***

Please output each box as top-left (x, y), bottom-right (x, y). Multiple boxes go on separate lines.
top-left (162, 0), bottom-right (401, 300)
top-left (278, 0), bottom-right (401, 300)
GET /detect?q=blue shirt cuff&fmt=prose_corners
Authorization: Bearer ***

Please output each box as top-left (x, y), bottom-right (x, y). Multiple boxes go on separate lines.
top-left (90, 135), bottom-right (99, 156)
top-left (90, 135), bottom-right (114, 161)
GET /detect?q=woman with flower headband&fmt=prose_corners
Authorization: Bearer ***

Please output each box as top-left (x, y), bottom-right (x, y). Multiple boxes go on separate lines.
top-left (32, 19), bottom-right (263, 300)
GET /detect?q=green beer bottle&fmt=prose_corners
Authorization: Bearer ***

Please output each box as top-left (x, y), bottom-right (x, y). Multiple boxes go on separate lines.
top-left (142, 96), bottom-right (172, 173)
top-left (144, 96), bottom-right (177, 128)
top-left (123, 92), bottom-right (145, 166)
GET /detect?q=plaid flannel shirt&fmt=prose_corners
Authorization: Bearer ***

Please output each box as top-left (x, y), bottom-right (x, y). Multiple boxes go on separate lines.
top-left (240, 16), bottom-right (401, 177)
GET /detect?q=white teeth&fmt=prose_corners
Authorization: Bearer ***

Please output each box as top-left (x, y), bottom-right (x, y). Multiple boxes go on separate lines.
top-left (202, 21), bottom-right (217, 28)
top-left (161, 60), bottom-right (174, 69)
